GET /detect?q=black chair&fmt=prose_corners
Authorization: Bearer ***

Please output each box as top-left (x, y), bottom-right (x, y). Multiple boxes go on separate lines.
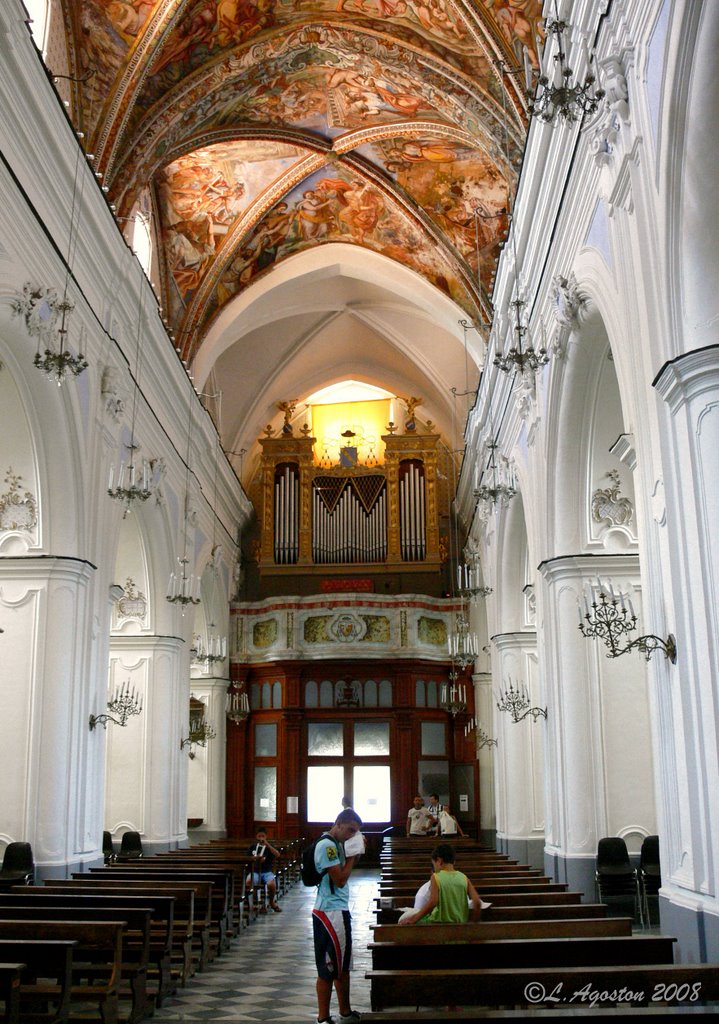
top-left (102, 830), bottom-right (116, 864)
top-left (115, 830), bottom-right (143, 861)
top-left (639, 835), bottom-right (661, 926)
top-left (0, 842), bottom-right (34, 890)
top-left (595, 836), bottom-right (642, 925)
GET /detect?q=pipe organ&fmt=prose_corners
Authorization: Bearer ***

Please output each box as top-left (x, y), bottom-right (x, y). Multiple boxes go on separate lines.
top-left (259, 432), bottom-right (441, 574)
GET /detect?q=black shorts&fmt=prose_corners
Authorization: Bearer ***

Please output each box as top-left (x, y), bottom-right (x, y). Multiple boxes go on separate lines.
top-left (312, 909), bottom-right (352, 980)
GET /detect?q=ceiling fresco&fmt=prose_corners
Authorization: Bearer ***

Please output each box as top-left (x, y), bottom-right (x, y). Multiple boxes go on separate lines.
top-left (60, 0), bottom-right (542, 360)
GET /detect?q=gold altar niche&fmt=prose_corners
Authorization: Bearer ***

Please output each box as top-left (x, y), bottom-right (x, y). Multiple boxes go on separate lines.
top-left (257, 429), bottom-right (442, 575)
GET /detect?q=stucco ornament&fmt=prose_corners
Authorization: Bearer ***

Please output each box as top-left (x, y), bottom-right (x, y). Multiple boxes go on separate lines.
top-left (589, 55), bottom-right (630, 166)
top-left (11, 282), bottom-right (70, 343)
top-left (591, 470), bottom-right (634, 527)
top-left (0, 468), bottom-right (38, 531)
top-left (551, 273), bottom-right (588, 329)
top-left (101, 365), bottom-right (127, 421)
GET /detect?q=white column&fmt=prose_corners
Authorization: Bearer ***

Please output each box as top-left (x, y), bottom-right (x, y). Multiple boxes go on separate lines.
top-left (539, 554), bottom-right (656, 899)
top-left (491, 631), bottom-right (545, 869)
top-left (0, 556), bottom-right (100, 875)
top-left (472, 669), bottom-right (496, 847)
top-left (185, 676), bottom-right (228, 842)
top-left (105, 634), bottom-right (187, 853)
top-left (654, 347), bottom-right (719, 960)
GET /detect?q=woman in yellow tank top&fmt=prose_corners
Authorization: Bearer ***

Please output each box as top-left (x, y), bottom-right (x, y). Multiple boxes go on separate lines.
top-left (398, 843), bottom-right (481, 925)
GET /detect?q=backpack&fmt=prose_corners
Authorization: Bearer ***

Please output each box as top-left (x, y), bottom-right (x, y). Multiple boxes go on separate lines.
top-left (301, 832), bottom-right (338, 888)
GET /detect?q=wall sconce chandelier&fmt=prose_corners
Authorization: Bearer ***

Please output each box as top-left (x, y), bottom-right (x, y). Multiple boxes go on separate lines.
top-left (226, 687), bottom-right (250, 724)
top-left (496, 678), bottom-right (547, 723)
top-left (525, 16), bottom-right (604, 125)
top-left (578, 583), bottom-right (677, 663)
top-left (89, 679), bottom-right (143, 730)
top-left (181, 707), bottom-right (216, 758)
top-left (464, 716), bottom-right (498, 748)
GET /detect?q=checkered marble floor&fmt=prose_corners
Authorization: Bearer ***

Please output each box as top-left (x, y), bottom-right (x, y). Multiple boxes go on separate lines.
top-left (152, 868), bottom-right (379, 1024)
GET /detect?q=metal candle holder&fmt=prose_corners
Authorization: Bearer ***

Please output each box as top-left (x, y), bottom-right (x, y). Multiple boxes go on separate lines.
top-left (579, 586), bottom-right (677, 663)
top-left (496, 678), bottom-right (547, 723)
top-left (89, 679), bottom-right (143, 730)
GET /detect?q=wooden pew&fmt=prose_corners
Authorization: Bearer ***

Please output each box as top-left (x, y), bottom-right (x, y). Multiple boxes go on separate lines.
top-left (84, 866), bottom-right (231, 958)
top-left (0, 893), bottom-right (175, 1007)
top-left (0, 940), bottom-right (75, 1024)
top-left (367, 964), bottom-right (719, 1011)
top-left (0, 907), bottom-right (152, 1024)
top-left (0, 963), bottom-right (23, 1024)
top-left (372, 919), bottom-right (633, 943)
top-left (370, 933), bottom-right (676, 971)
top-left (0, 921), bottom-right (124, 1024)
top-left (33, 881), bottom-right (198, 986)
top-left (375, 901), bottom-right (609, 924)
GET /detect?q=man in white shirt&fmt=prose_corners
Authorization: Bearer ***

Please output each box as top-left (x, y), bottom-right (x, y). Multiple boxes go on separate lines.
top-left (406, 795), bottom-right (431, 836)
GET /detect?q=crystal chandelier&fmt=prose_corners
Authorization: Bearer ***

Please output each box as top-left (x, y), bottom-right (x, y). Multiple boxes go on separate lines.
top-left (226, 687), bottom-right (250, 724)
top-left (494, 296), bottom-right (549, 380)
top-left (525, 15), bottom-right (604, 125)
top-left (28, 146), bottom-right (91, 384)
top-left (473, 438), bottom-right (517, 519)
top-left (167, 555), bottom-right (200, 611)
top-left (108, 266), bottom-right (156, 516)
top-left (457, 561), bottom-right (493, 600)
top-left (442, 675), bottom-right (467, 716)
top-left (447, 605), bottom-right (479, 669)
top-left (108, 442), bottom-right (154, 517)
top-left (193, 626), bottom-right (227, 665)
top-left (167, 398), bottom-right (201, 613)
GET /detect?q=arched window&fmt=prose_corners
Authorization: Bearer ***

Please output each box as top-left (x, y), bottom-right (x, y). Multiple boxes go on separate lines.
top-left (319, 680), bottom-right (333, 708)
top-left (415, 679), bottom-right (426, 706)
top-left (272, 680), bottom-right (282, 708)
top-left (25, 0), bottom-right (50, 56)
top-left (305, 680), bottom-right (318, 707)
top-left (365, 679), bottom-right (378, 706)
top-left (378, 680), bottom-right (392, 707)
top-left (132, 210), bottom-right (152, 276)
top-left (427, 681), bottom-right (438, 708)
top-left (261, 682), bottom-right (272, 709)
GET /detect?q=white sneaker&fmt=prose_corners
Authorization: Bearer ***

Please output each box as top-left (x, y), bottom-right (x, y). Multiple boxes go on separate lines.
top-left (338, 1013), bottom-right (361, 1023)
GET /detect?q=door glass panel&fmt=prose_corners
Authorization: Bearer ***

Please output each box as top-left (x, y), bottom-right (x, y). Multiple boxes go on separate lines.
top-left (353, 765), bottom-right (391, 822)
top-left (354, 721), bottom-right (389, 755)
top-left (255, 723), bottom-right (277, 757)
top-left (421, 721), bottom-right (445, 755)
top-left (308, 722), bottom-right (343, 755)
top-left (307, 766), bottom-right (344, 822)
top-left (253, 766), bottom-right (277, 821)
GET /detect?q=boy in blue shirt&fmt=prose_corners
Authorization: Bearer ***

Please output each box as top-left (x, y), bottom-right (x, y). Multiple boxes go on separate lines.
top-left (312, 808), bottom-right (364, 1024)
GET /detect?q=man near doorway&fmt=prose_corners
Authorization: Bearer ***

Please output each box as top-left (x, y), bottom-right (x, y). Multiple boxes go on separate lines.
top-left (313, 807), bottom-right (364, 1024)
top-left (426, 793), bottom-right (441, 836)
top-left (406, 794), bottom-right (431, 836)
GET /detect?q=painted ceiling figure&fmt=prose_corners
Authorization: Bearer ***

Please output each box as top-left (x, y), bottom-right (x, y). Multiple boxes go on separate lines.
top-left (60, 1), bottom-right (540, 357)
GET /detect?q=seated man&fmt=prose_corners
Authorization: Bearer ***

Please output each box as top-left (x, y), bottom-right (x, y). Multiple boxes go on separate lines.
top-left (247, 827), bottom-right (282, 912)
top-left (398, 843), bottom-right (481, 925)
top-left (406, 794), bottom-right (432, 836)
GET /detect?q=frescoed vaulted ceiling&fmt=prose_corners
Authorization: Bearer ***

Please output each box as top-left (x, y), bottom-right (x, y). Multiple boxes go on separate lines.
top-left (53, 1), bottom-right (541, 462)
